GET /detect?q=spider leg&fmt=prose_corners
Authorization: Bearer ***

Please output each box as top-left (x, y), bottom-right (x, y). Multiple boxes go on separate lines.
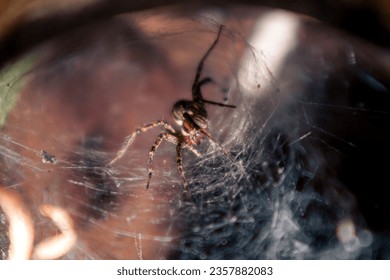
top-left (146, 133), bottom-right (200, 190)
top-left (108, 120), bottom-right (176, 166)
top-left (192, 25), bottom-right (224, 102)
top-left (197, 74), bottom-right (236, 109)
top-left (197, 77), bottom-right (236, 108)
top-left (198, 77), bottom-right (214, 87)
top-left (182, 112), bottom-right (229, 156)
top-left (176, 142), bottom-right (188, 192)
top-left (200, 128), bottom-right (231, 156)
top-left (202, 99), bottom-right (236, 108)
top-left (184, 144), bottom-right (202, 157)
top-left (146, 133), bottom-right (178, 189)
top-left (190, 25), bottom-right (235, 117)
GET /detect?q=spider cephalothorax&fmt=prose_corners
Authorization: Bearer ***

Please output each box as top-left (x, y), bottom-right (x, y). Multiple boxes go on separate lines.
top-left (172, 100), bottom-right (207, 144)
top-left (109, 25), bottom-right (235, 191)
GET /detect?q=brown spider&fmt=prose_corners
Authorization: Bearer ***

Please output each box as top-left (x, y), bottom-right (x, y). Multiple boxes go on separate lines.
top-left (108, 25), bottom-right (235, 191)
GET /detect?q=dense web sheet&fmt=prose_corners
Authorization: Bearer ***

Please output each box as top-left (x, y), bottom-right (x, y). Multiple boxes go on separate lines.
top-left (1, 7), bottom-right (389, 259)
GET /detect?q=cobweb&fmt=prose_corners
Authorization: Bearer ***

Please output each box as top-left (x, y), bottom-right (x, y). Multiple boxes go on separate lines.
top-left (0, 7), bottom-right (389, 259)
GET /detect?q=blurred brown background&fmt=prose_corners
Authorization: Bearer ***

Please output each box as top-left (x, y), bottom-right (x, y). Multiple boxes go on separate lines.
top-left (1, 0), bottom-right (389, 260)
top-left (0, 0), bottom-right (389, 69)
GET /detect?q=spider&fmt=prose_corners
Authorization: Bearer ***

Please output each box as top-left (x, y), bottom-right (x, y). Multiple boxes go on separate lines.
top-left (108, 25), bottom-right (235, 191)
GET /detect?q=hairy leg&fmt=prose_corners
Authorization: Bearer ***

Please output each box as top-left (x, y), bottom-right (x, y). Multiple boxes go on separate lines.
top-left (109, 120), bottom-right (176, 165)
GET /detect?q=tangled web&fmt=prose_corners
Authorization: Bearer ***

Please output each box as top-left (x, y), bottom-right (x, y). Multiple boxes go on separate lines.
top-left (1, 10), bottom-right (388, 259)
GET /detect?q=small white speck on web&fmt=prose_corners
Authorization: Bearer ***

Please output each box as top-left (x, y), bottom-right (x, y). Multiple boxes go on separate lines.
top-left (39, 150), bottom-right (57, 164)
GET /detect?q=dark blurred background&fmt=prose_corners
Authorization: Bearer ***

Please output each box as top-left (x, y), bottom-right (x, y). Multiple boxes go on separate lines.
top-left (0, 0), bottom-right (389, 68)
top-left (0, 0), bottom-right (389, 260)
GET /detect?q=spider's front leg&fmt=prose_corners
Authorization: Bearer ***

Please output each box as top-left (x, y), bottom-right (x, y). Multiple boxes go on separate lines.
top-left (147, 133), bottom-right (178, 189)
top-left (108, 120), bottom-right (176, 166)
top-left (175, 142), bottom-right (188, 192)
top-left (191, 25), bottom-right (224, 101)
top-left (147, 133), bottom-right (201, 190)
top-left (182, 113), bottom-right (231, 156)
top-left (176, 141), bottom-right (204, 194)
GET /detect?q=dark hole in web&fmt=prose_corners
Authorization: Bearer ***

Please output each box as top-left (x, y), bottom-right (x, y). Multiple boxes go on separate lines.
top-left (169, 126), bottom-right (294, 259)
top-left (67, 135), bottom-right (118, 222)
